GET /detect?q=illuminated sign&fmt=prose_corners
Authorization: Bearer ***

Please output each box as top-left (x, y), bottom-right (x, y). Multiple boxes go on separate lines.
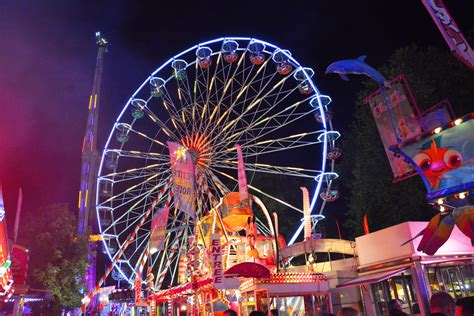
top-left (210, 234), bottom-right (223, 287)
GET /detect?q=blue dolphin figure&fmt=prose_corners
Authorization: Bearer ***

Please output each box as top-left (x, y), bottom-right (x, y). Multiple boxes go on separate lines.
top-left (325, 55), bottom-right (387, 86)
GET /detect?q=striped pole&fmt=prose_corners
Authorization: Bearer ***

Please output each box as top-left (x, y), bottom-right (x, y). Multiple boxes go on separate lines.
top-left (194, 169), bottom-right (205, 216)
top-left (155, 232), bottom-right (182, 290)
top-left (199, 170), bottom-right (218, 207)
top-left (137, 248), bottom-right (150, 279)
top-left (80, 179), bottom-right (171, 314)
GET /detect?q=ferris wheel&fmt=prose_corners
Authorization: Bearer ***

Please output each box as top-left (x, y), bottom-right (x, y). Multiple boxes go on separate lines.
top-left (96, 37), bottom-right (340, 288)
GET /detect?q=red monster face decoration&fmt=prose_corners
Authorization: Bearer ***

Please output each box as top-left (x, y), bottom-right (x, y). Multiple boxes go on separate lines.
top-left (413, 139), bottom-right (462, 189)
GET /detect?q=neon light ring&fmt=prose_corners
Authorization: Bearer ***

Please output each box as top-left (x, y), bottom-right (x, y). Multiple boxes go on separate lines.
top-left (96, 37), bottom-right (340, 287)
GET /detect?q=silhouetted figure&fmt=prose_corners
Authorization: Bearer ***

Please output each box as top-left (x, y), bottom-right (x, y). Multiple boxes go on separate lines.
top-left (223, 309), bottom-right (237, 316)
top-left (249, 311), bottom-right (266, 316)
top-left (388, 299), bottom-right (407, 316)
top-left (455, 297), bottom-right (474, 316)
top-left (336, 307), bottom-right (359, 316)
top-left (430, 291), bottom-right (455, 316)
top-left (411, 302), bottom-right (420, 314)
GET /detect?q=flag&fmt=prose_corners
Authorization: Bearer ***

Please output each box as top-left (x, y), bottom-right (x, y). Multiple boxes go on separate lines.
top-left (168, 142), bottom-right (195, 218)
top-left (150, 208), bottom-right (170, 254)
top-left (234, 144), bottom-right (249, 203)
top-left (363, 214), bottom-right (370, 235)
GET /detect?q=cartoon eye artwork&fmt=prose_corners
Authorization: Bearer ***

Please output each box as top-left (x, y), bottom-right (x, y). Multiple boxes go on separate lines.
top-left (443, 150), bottom-right (462, 168)
top-left (414, 152), bottom-right (432, 171)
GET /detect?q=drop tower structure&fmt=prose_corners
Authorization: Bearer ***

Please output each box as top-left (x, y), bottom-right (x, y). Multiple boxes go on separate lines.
top-left (78, 32), bottom-right (108, 297)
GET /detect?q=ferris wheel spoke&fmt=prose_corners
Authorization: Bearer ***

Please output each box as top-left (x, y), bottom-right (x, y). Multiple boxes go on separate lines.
top-left (154, 229), bottom-right (185, 290)
top-left (141, 106), bottom-right (181, 142)
top-left (222, 132), bottom-right (324, 161)
top-left (256, 218), bottom-right (272, 236)
top-left (201, 51), bottom-right (248, 134)
top-left (210, 64), bottom-right (294, 141)
top-left (101, 180), bottom-right (172, 235)
top-left (174, 70), bottom-right (194, 132)
top-left (214, 93), bottom-right (315, 150)
top-left (99, 164), bottom-right (164, 183)
top-left (118, 125), bottom-right (168, 148)
top-left (192, 59), bottom-right (200, 128)
top-left (220, 99), bottom-right (317, 149)
top-left (233, 85), bottom-right (299, 138)
top-left (99, 173), bottom-right (162, 206)
top-left (206, 55), bottom-right (273, 139)
top-left (199, 52), bottom-right (222, 126)
top-left (211, 160), bottom-right (322, 179)
top-left (129, 233), bottom-right (151, 271)
top-left (105, 149), bottom-right (169, 163)
top-left (208, 167), bottom-right (303, 214)
top-left (102, 172), bottom-right (169, 204)
top-left (158, 87), bottom-right (188, 136)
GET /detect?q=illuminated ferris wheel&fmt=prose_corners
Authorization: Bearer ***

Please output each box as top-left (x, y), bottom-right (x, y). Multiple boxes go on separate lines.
top-left (95, 37), bottom-right (340, 288)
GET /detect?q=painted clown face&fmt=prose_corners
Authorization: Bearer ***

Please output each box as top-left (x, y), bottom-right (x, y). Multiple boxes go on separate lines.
top-left (413, 140), bottom-right (462, 189)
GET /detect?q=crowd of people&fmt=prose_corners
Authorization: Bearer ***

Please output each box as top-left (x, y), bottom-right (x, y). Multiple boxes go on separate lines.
top-left (222, 290), bottom-right (473, 316)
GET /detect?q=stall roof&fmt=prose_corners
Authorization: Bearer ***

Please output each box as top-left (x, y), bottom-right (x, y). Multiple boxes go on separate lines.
top-left (336, 267), bottom-right (408, 289)
top-left (356, 222), bottom-right (473, 269)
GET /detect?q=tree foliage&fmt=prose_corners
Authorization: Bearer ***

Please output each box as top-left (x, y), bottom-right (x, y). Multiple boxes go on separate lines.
top-left (19, 203), bottom-right (90, 314)
top-left (340, 44), bottom-right (474, 238)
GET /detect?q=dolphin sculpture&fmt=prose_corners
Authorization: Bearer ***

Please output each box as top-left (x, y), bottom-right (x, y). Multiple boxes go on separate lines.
top-left (325, 55), bottom-right (387, 86)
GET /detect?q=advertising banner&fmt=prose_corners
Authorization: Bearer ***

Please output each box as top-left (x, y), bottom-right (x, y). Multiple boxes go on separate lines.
top-left (150, 208), bottom-right (170, 253)
top-left (168, 142), bottom-right (196, 218)
top-left (421, 0), bottom-right (474, 70)
top-left (367, 81), bottom-right (422, 179)
top-left (396, 117), bottom-right (474, 200)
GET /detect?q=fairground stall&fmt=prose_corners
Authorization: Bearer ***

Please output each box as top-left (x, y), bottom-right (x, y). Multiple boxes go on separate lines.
top-left (338, 222), bottom-right (473, 316)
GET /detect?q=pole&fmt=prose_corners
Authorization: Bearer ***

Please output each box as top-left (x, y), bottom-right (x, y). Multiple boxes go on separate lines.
top-left (14, 188), bottom-right (22, 243)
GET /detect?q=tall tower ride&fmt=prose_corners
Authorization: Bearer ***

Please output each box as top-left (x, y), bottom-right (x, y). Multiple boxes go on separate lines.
top-left (78, 32), bottom-right (108, 235)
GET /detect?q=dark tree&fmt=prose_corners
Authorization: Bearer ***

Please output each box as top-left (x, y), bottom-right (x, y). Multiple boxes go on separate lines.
top-left (19, 203), bottom-right (90, 314)
top-left (340, 44), bottom-right (474, 238)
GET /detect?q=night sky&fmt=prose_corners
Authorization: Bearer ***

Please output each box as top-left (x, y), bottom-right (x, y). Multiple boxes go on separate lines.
top-left (1, 0), bottom-right (472, 235)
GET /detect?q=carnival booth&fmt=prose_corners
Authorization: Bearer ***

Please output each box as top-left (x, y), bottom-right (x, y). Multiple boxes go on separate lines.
top-left (142, 144), bottom-right (333, 316)
top-left (239, 272), bottom-right (330, 315)
top-left (337, 222), bottom-right (473, 316)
